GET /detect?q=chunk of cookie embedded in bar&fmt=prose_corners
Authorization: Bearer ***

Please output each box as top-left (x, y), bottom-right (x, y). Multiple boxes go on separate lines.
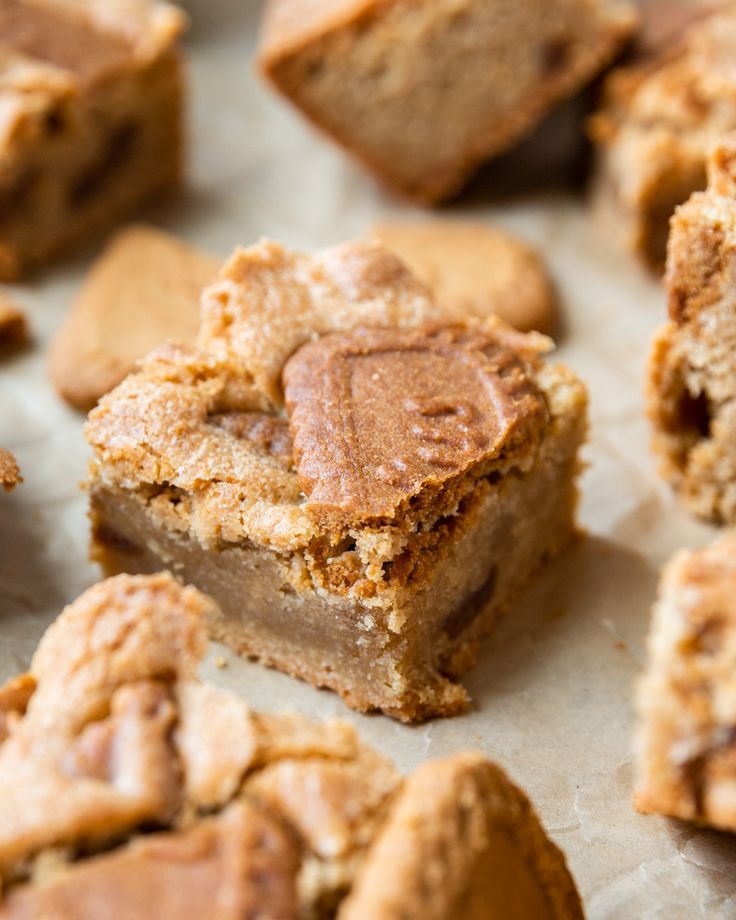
top-left (85, 239), bottom-right (588, 722)
top-left (589, 2), bottom-right (736, 270)
top-left (0, 573), bottom-right (583, 919)
top-left (0, 0), bottom-right (185, 280)
top-left (258, 0), bottom-right (636, 203)
top-left (635, 533), bottom-right (736, 832)
top-left (647, 133), bottom-right (736, 522)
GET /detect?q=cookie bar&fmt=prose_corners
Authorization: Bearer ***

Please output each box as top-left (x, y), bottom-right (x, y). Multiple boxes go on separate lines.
top-left (85, 239), bottom-right (587, 722)
top-left (647, 134), bottom-right (736, 522)
top-left (0, 448), bottom-right (20, 490)
top-left (49, 225), bottom-right (219, 410)
top-left (589, 2), bottom-right (736, 270)
top-left (0, 0), bottom-right (185, 280)
top-left (258, 0), bottom-right (636, 204)
top-left (371, 220), bottom-right (557, 335)
top-left (635, 533), bottom-right (736, 831)
top-left (0, 572), bottom-right (584, 918)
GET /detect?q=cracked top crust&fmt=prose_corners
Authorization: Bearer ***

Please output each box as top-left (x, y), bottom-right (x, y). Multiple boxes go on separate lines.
top-left (635, 533), bottom-right (736, 831)
top-left (0, 573), bottom-right (582, 918)
top-left (87, 238), bottom-right (580, 562)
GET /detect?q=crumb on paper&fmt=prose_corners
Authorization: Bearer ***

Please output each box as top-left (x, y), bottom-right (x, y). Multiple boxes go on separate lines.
top-left (214, 655), bottom-right (227, 669)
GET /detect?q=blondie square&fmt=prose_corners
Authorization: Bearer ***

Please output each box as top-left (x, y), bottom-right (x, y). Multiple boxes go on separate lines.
top-left (635, 533), bottom-right (736, 831)
top-left (590, 2), bottom-right (736, 270)
top-left (258, 0), bottom-right (636, 203)
top-left (85, 239), bottom-right (587, 722)
top-left (0, 0), bottom-right (185, 280)
top-left (647, 133), bottom-right (736, 522)
top-left (0, 572), bottom-right (583, 918)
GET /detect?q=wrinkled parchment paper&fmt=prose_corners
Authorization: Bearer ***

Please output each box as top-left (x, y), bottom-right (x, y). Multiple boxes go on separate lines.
top-left (1, 3), bottom-right (734, 916)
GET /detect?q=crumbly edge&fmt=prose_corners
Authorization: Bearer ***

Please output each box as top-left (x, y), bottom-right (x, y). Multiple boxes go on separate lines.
top-left (635, 534), bottom-right (736, 831)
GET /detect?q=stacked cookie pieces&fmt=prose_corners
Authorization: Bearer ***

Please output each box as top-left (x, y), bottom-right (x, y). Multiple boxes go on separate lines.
top-left (0, 572), bottom-right (584, 919)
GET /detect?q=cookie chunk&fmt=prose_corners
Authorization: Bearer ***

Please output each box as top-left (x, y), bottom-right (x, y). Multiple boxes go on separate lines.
top-left (635, 533), bottom-right (736, 831)
top-left (0, 573), bottom-right (583, 918)
top-left (371, 221), bottom-right (557, 334)
top-left (647, 134), bottom-right (736, 522)
top-left (258, 0), bottom-right (636, 203)
top-left (0, 0), bottom-right (185, 280)
top-left (0, 448), bottom-right (20, 491)
top-left (590, 2), bottom-right (736, 270)
top-left (85, 238), bottom-right (587, 722)
top-left (49, 225), bottom-right (219, 410)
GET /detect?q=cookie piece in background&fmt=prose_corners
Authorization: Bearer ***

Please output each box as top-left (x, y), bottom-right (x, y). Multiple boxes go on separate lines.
top-left (0, 448), bottom-right (20, 491)
top-left (0, 572), bottom-right (583, 919)
top-left (85, 238), bottom-right (587, 723)
top-left (371, 220), bottom-right (557, 335)
top-left (258, 0), bottom-right (636, 204)
top-left (0, 294), bottom-right (28, 353)
top-left (635, 533), bottom-right (736, 831)
top-left (0, 0), bottom-right (186, 280)
top-left (647, 134), bottom-right (736, 523)
top-left (589, 2), bottom-right (736, 271)
top-left (49, 225), bottom-right (219, 411)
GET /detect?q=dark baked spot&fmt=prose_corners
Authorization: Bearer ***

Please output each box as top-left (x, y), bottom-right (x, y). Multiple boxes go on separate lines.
top-left (92, 522), bottom-right (142, 558)
top-left (677, 389), bottom-right (711, 441)
top-left (443, 567), bottom-right (498, 640)
top-left (542, 37), bottom-right (571, 75)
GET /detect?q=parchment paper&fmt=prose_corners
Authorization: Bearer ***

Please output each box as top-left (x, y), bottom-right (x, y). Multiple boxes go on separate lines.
top-left (1, 3), bottom-right (734, 916)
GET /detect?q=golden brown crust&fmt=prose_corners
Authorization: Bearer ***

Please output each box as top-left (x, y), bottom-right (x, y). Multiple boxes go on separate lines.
top-left (647, 132), bottom-right (736, 522)
top-left (341, 752), bottom-right (584, 920)
top-left (48, 225), bottom-right (219, 411)
top-left (258, 0), bottom-right (635, 203)
top-left (371, 220), bottom-right (557, 334)
top-left (635, 533), bottom-right (736, 831)
top-left (0, 448), bottom-right (21, 491)
top-left (0, 574), bottom-right (582, 917)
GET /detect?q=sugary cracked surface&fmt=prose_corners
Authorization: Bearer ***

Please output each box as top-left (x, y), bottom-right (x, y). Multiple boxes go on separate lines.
top-left (636, 532), bottom-right (736, 832)
top-left (86, 239), bottom-right (559, 554)
top-left (0, 573), bottom-right (583, 919)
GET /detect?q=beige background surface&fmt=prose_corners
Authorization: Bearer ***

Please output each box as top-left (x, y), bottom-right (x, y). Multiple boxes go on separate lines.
top-left (0, 2), bottom-right (734, 916)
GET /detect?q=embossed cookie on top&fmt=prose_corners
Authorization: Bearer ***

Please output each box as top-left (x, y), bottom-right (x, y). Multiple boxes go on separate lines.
top-left (0, 574), bottom-right (583, 918)
top-left (285, 324), bottom-right (549, 529)
top-left (86, 238), bottom-right (587, 722)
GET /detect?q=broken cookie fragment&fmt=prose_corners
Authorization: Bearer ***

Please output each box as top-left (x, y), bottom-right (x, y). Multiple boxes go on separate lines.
top-left (0, 573), bottom-right (583, 919)
top-left (647, 133), bottom-right (736, 522)
top-left (635, 533), bottom-right (736, 831)
top-left (371, 221), bottom-right (558, 334)
top-left (48, 225), bottom-right (219, 410)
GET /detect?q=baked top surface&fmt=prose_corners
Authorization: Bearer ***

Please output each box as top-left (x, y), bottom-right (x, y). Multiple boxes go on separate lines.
top-left (86, 239), bottom-right (586, 557)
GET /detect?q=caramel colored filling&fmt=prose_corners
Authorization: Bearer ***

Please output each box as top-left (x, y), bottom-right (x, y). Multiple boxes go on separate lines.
top-left (0, 0), bottom-right (132, 81)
